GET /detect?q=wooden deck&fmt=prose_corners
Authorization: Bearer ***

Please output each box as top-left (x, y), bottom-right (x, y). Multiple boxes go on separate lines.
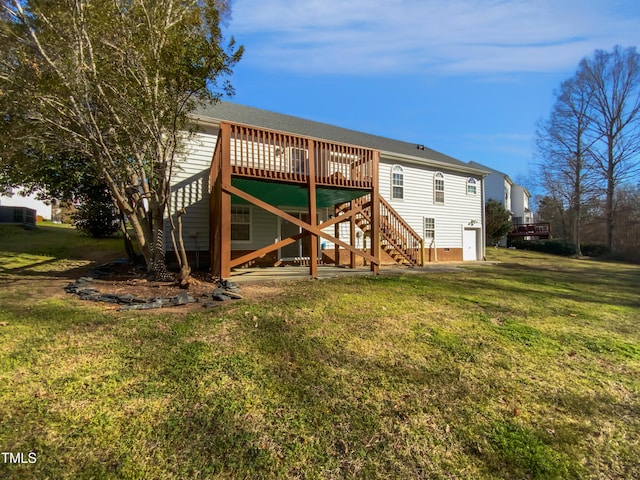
top-left (508, 222), bottom-right (551, 239)
top-left (209, 122), bottom-right (382, 279)
top-left (224, 123), bottom-right (375, 189)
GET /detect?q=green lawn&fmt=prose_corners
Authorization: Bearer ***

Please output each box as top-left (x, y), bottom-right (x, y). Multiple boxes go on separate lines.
top-left (0, 223), bottom-right (123, 275)
top-left (1, 226), bottom-right (639, 479)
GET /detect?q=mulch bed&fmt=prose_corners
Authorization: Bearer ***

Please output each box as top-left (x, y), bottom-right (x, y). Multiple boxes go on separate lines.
top-left (64, 259), bottom-right (243, 311)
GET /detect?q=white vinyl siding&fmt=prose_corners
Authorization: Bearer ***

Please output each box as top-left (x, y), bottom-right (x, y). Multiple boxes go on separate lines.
top-left (379, 159), bottom-right (483, 251)
top-left (165, 126), bottom-right (219, 252)
top-left (166, 127), bottom-right (281, 253)
top-left (233, 206), bottom-right (277, 250)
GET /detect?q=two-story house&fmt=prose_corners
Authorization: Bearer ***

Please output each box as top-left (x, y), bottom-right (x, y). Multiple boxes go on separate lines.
top-left (166, 101), bottom-right (489, 278)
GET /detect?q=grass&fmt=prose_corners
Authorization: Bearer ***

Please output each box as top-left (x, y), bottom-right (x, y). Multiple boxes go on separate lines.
top-left (0, 223), bottom-right (123, 276)
top-left (1, 227), bottom-right (639, 479)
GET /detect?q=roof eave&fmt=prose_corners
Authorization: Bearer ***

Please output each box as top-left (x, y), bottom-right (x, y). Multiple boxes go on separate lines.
top-left (381, 151), bottom-right (490, 176)
top-left (189, 114), bottom-right (221, 128)
top-left (189, 114), bottom-right (490, 176)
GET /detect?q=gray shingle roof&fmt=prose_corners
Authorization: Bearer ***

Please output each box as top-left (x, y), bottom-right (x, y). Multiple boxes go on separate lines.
top-left (193, 101), bottom-right (488, 175)
top-left (467, 161), bottom-right (506, 177)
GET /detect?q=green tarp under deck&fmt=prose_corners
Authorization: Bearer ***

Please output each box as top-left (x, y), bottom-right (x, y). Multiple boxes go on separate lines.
top-left (231, 177), bottom-right (370, 209)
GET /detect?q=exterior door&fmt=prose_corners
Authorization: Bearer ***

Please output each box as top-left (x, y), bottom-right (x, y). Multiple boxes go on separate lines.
top-left (463, 229), bottom-right (478, 261)
top-left (280, 212), bottom-right (301, 258)
top-left (279, 212), bottom-right (319, 259)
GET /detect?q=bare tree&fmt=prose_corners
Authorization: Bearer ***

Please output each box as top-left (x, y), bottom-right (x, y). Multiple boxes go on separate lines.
top-left (535, 74), bottom-right (599, 254)
top-left (0, 0), bottom-right (243, 281)
top-left (579, 46), bottom-right (640, 250)
top-left (612, 184), bottom-right (640, 251)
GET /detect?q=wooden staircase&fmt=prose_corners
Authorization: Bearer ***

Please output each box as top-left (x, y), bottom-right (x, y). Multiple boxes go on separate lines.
top-left (336, 196), bottom-right (423, 266)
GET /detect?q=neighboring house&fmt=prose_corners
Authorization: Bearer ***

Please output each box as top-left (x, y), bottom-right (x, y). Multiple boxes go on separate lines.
top-left (469, 162), bottom-right (515, 213)
top-left (468, 162), bottom-right (548, 244)
top-left (0, 188), bottom-right (51, 221)
top-left (166, 101), bottom-right (489, 277)
top-left (0, 205), bottom-right (37, 227)
top-left (511, 184), bottom-right (533, 226)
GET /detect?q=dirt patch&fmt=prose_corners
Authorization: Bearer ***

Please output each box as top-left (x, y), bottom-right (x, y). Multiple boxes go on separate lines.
top-left (88, 264), bottom-right (283, 301)
top-left (2, 255), bottom-right (286, 314)
top-left (63, 264), bottom-right (286, 314)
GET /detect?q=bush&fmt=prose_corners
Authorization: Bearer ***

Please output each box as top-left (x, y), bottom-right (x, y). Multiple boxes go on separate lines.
top-left (580, 244), bottom-right (611, 257)
top-left (509, 239), bottom-right (578, 256)
top-left (601, 248), bottom-right (640, 264)
top-left (73, 188), bottom-right (120, 238)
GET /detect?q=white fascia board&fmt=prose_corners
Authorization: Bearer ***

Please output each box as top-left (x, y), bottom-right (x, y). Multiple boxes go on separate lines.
top-left (189, 114), bottom-right (221, 128)
top-left (381, 151), bottom-right (490, 177)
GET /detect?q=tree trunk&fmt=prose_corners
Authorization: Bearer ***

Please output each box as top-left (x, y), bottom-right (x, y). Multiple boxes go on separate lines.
top-left (150, 203), bottom-right (172, 281)
top-left (606, 174), bottom-right (615, 250)
top-left (572, 152), bottom-right (583, 256)
top-left (118, 211), bottom-right (137, 263)
top-left (176, 213), bottom-right (192, 287)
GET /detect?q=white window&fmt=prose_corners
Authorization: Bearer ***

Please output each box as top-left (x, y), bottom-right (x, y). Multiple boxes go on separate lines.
top-left (467, 177), bottom-right (477, 195)
top-left (391, 165), bottom-right (404, 200)
top-left (230, 205), bottom-right (251, 242)
top-left (434, 172), bottom-right (445, 204)
top-left (424, 217), bottom-right (435, 241)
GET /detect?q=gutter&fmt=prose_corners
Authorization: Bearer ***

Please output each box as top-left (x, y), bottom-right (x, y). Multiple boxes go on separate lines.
top-left (381, 151), bottom-right (490, 176)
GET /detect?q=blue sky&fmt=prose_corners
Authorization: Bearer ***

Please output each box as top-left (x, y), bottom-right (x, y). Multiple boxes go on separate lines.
top-left (221, 0), bottom-right (640, 181)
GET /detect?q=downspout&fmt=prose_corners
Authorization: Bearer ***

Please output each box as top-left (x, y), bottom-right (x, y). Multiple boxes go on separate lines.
top-left (432, 237), bottom-right (438, 263)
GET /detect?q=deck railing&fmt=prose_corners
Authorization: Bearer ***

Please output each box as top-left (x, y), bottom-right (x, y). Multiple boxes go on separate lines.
top-left (508, 222), bottom-right (551, 236)
top-left (343, 196), bottom-right (422, 266)
top-left (224, 123), bottom-right (375, 189)
top-left (378, 197), bottom-right (423, 265)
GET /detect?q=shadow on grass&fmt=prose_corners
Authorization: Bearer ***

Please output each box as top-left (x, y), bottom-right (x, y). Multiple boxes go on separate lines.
top-left (0, 224), bottom-right (125, 280)
top-left (467, 260), bottom-right (640, 310)
top-left (2, 253), bottom-right (638, 479)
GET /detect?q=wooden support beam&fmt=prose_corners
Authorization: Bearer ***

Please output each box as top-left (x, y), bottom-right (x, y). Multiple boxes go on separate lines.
top-left (307, 140), bottom-right (318, 278)
top-left (370, 151), bottom-right (381, 274)
top-left (316, 203), bottom-right (366, 230)
top-left (230, 232), bottom-right (306, 268)
top-left (220, 123), bottom-right (232, 278)
top-left (334, 204), bottom-right (340, 267)
top-left (349, 200), bottom-right (356, 269)
top-left (210, 175), bottom-right (222, 277)
top-left (224, 183), bottom-right (379, 265)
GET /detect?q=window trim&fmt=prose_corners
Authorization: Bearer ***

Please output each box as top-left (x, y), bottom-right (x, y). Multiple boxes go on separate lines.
top-left (391, 165), bottom-right (404, 200)
top-left (466, 177), bottom-right (477, 195)
top-left (230, 204), bottom-right (252, 243)
top-left (434, 172), bottom-right (445, 204)
top-left (424, 217), bottom-right (435, 242)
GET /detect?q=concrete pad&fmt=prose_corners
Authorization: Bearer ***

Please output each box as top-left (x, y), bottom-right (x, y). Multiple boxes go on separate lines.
top-left (228, 262), bottom-right (482, 283)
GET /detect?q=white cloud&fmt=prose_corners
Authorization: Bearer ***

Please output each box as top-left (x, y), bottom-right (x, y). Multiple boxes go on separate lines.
top-left (227, 0), bottom-right (640, 75)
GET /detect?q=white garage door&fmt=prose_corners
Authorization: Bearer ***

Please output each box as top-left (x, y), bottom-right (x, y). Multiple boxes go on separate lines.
top-left (463, 229), bottom-right (478, 261)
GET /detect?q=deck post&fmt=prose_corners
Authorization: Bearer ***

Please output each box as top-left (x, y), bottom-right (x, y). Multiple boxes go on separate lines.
top-left (209, 174), bottom-right (222, 277)
top-left (350, 201), bottom-right (356, 269)
top-left (334, 205), bottom-right (340, 267)
top-left (220, 123), bottom-right (232, 279)
top-left (370, 152), bottom-right (380, 274)
top-left (208, 121), bottom-right (387, 275)
top-left (307, 139), bottom-right (318, 278)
